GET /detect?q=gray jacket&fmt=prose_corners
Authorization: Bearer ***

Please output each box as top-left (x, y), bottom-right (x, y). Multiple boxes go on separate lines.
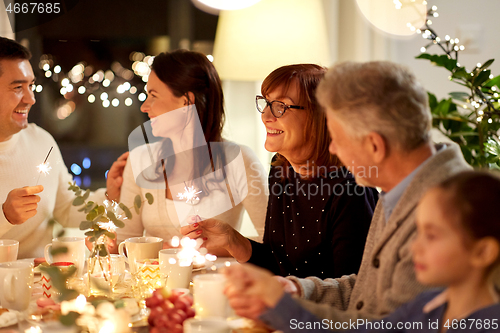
top-left (288, 143), bottom-right (471, 324)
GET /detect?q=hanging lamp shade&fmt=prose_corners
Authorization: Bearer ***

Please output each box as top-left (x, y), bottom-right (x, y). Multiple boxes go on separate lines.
top-left (213, 0), bottom-right (330, 81)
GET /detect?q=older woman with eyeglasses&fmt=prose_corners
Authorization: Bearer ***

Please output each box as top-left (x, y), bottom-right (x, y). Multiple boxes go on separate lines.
top-left (182, 64), bottom-right (378, 278)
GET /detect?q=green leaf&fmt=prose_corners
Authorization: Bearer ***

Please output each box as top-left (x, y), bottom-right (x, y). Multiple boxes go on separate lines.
top-left (485, 75), bottom-right (500, 88)
top-left (94, 229), bottom-right (106, 239)
top-left (79, 221), bottom-right (93, 230)
top-left (452, 67), bottom-right (469, 80)
top-left (428, 92), bottom-right (438, 109)
top-left (485, 139), bottom-right (500, 156)
top-left (97, 205), bottom-right (105, 215)
top-left (105, 231), bottom-right (116, 239)
top-left (448, 92), bottom-right (470, 102)
top-left (95, 243), bottom-right (108, 256)
top-left (107, 211), bottom-right (117, 222)
top-left (58, 290), bottom-right (79, 302)
top-left (416, 54), bottom-right (457, 71)
top-left (114, 219), bottom-right (125, 228)
top-left (82, 189), bottom-right (90, 201)
top-left (134, 195), bottom-right (142, 214)
top-left (87, 208), bottom-right (99, 221)
top-left (84, 230), bottom-right (94, 237)
top-left (60, 312), bottom-right (80, 326)
top-left (146, 193), bottom-right (154, 205)
top-left (92, 214), bottom-right (104, 224)
top-left (473, 69), bottom-right (491, 88)
top-left (119, 203), bottom-right (132, 219)
top-left (432, 98), bottom-right (453, 117)
top-left (50, 247), bottom-right (68, 256)
top-left (56, 229), bottom-right (65, 238)
top-left (72, 196), bottom-right (85, 206)
top-left (84, 201), bottom-right (96, 213)
top-left (480, 59), bottom-right (495, 71)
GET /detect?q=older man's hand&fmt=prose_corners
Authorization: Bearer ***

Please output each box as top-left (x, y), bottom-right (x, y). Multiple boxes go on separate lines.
top-left (2, 186), bottom-right (43, 225)
top-left (274, 275), bottom-right (300, 295)
top-left (223, 264), bottom-right (285, 320)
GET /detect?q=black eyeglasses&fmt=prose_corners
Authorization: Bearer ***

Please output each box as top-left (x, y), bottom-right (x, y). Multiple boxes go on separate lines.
top-left (255, 95), bottom-right (304, 118)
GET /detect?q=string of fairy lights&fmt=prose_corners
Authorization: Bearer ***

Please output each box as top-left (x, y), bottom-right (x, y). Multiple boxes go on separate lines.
top-left (408, 3), bottom-right (500, 122)
top-left (33, 52), bottom-right (154, 120)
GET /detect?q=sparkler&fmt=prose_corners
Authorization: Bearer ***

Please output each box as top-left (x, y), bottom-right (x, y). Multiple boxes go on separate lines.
top-left (177, 181), bottom-right (202, 205)
top-left (35, 146), bottom-right (53, 186)
top-left (177, 181), bottom-right (202, 224)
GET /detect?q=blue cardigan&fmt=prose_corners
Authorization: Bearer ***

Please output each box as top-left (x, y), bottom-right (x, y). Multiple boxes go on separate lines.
top-left (260, 290), bottom-right (500, 332)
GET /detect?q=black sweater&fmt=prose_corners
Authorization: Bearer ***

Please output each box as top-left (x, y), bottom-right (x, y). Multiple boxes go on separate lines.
top-left (248, 163), bottom-right (378, 279)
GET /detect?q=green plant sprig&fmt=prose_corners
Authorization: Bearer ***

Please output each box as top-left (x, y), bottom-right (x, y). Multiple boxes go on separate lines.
top-left (416, 5), bottom-right (500, 168)
top-left (67, 181), bottom-right (154, 254)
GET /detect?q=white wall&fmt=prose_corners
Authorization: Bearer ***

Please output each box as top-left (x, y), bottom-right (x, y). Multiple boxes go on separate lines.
top-left (330, 0), bottom-right (500, 100)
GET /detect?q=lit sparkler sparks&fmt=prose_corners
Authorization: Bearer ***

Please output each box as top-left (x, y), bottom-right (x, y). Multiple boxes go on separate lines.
top-left (97, 200), bottom-right (126, 232)
top-left (170, 236), bottom-right (217, 267)
top-left (177, 182), bottom-right (202, 205)
top-left (35, 146), bottom-right (53, 185)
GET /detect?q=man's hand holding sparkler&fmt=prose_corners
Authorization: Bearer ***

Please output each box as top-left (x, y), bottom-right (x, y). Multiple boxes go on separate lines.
top-left (2, 185), bottom-right (43, 225)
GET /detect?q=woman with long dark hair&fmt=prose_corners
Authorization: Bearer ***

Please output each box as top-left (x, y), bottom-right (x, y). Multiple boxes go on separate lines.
top-left (117, 50), bottom-right (268, 252)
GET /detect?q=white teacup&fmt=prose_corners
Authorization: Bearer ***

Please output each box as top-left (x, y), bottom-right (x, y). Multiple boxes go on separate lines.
top-left (118, 237), bottom-right (163, 272)
top-left (0, 261), bottom-right (34, 311)
top-left (0, 239), bottom-right (19, 263)
top-left (44, 237), bottom-right (86, 277)
top-left (183, 318), bottom-right (230, 333)
top-left (193, 274), bottom-right (229, 319)
top-left (159, 249), bottom-right (193, 289)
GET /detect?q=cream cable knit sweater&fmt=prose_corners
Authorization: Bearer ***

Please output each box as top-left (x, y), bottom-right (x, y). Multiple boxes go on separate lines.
top-left (0, 124), bottom-right (106, 258)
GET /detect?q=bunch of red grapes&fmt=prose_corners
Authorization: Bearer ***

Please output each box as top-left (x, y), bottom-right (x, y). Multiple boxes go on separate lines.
top-left (146, 287), bottom-right (195, 333)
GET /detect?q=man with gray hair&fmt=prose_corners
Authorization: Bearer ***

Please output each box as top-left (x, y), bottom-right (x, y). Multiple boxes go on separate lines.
top-left (222, 61), bottom-right (471, 327)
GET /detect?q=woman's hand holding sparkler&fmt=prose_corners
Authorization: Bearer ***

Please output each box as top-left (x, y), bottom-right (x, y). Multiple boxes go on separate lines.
top-left (180, 217), bottom-right (253, 262)
top-left (2, 185), bottom-right (43, 225)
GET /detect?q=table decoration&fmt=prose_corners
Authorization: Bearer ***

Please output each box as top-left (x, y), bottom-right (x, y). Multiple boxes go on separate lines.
top-left (40, 262), bottom-right (76, 299)
top-left (192, 274), bottom-right (228, 319)
top-left (145, 287), bottom-right (195, 333)
top-left (68, 181), bottom-right (154, 297)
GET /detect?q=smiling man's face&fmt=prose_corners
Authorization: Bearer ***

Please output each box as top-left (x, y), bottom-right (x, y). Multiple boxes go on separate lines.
top-left (0, 59), bottom-right (36, 142)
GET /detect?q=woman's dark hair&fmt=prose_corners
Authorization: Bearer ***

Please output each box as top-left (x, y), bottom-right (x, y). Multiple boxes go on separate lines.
top-left (151, 50), bottom-right (225, 143)
top-left (261, 64), bottom-right (341, 180)
top-left (437, 171), bottom-right (500, 267)
top-left (150, 50), bottom-right (226, 194)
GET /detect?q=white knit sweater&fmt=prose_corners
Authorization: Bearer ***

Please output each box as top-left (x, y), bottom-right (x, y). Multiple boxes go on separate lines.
top-left (0, 124), bottom-right (106, 258)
